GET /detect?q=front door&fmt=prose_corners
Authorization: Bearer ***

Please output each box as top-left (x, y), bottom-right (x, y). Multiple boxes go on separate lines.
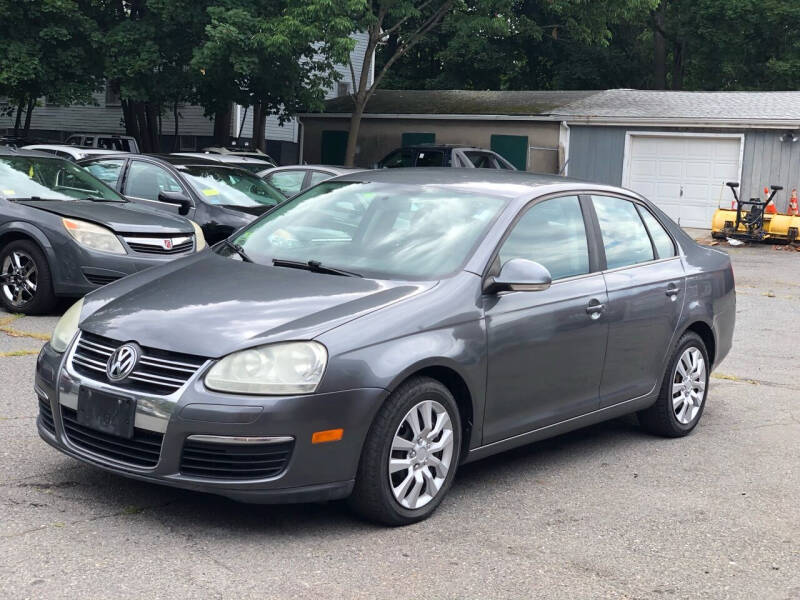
top-left (590, 194), bottom-right (686, 407)
top-left (483, 195), bottom-right (608, 444)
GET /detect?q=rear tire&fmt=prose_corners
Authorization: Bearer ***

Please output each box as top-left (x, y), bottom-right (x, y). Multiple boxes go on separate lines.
top-left (0, 240), bottom-right (56, 315)
top-left (348, 377), bottom-right (461, 526)
top-left (638, 332), bottom-right (709, 437)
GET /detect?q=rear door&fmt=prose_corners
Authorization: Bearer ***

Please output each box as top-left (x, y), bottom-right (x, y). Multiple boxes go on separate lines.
top-left (122, 159), bottom-right (194, 217)
top-left (590, 194), bottom-right (686, 407)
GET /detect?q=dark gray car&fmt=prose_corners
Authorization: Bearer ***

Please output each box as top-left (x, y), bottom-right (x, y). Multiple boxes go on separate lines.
top-left (0, 148), bottom-right (203, 314)
top-left (35, 169), bottom-right (735, 525)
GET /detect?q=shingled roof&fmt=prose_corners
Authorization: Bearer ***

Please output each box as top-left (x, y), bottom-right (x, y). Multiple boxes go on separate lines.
top-left (551, 89), bottom-right (800, 124)
top-left (318, 90), bottom-right (601, 116)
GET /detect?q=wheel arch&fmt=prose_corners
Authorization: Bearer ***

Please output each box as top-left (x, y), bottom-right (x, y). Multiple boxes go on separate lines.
top-left (0, 222), bottom-right (54, 257)
top-left (386, 361), bottom-right (476, 460)
top-left (683, 320), bottom-right (716, 366)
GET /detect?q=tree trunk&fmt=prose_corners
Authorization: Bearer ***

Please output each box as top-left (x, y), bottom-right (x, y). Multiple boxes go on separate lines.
top-left (213, 105), bottom-right (232, 146)
top-left (237, 105), bottom-right (249, 143)
top-left (22, 97), bottom-right (35, 136)
top-left (172, 101), bottom-right (180, 152)
top-left (121, 99), bottom-right (142, 149)
top-left (144, 102), bottom-right (160, 152)
top-left (13, 100), bottom-right (23, 136)
top-left (344, 100), bottom-right (364, 167)
top-left (252, 102), bottom-right (267, 152)
top-left (653, 2), bottom-right (667, 89)
top-left (671, 41), bottom-right (685, 90)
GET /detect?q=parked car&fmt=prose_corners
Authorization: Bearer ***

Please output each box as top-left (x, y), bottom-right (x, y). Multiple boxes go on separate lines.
top-left (0, 147), bottom-right (203, 314)
top-left (257, 165), bottom-right (365, 196)
top-left (172, 152), bottom-right (276, 173)
top-left (36, 168), bottom-right (735, 525)
top-left (22, 145), bottom-right (128, 162)
top-left (65, 134), bottom-right (140, 153)
top-left (202, 146), bottom-right (277, 165)
top-left (378, 144), bottom-right (516, 170)
top-left (78, 154), bottom-right (285, 244)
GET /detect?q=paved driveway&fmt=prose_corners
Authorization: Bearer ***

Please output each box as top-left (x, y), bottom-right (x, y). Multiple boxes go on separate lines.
top-left (1, 244), bottom-right (798, 599)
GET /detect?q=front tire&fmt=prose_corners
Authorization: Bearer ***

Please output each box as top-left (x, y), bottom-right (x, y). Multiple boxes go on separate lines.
top-left (638, 332), bottom-right (710, 437)
top-left (0, 240), bottom-right (56, 315)
top-left (349, 377), bottom-right (461, 526)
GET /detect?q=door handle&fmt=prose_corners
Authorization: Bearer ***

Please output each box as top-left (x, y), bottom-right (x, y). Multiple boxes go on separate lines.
top-left (586, 302), bottom-right (605, 319)
top-left (665, 283), bottom-right (681, 300)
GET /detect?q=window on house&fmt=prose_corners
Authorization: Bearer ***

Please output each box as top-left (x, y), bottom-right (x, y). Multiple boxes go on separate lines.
top-left (337, 82), bottom-right (352, 97)
top-left (105, 84), bottom-right (121, 107)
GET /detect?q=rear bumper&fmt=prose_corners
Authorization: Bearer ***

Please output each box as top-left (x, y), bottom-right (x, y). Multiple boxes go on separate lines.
top-left (35, 342), bottom-right (386, 504)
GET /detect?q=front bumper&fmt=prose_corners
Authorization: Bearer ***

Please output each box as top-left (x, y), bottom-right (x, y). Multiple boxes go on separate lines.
top-left (35, 342), bottom-right (386, 503)
top-left (50, 242), bottom-right (194, 298)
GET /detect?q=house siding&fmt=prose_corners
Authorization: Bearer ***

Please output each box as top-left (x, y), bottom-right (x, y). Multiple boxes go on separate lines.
top-left (568, 125), bottom-right (800, 212)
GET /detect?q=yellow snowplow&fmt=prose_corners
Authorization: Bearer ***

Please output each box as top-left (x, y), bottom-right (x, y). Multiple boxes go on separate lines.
top-left (711, 182), bottom-right (800, 243)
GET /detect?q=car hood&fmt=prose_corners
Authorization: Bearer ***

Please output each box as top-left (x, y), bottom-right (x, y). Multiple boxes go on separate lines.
top-left (80, 252), bottom-right (434, 358)
top-left (18, 200), bottom-right (193, 234)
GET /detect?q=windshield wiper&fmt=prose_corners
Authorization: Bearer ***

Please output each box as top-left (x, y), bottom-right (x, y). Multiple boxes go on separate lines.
top-left (220, 239), bottom-right (253, 263)
top-left (272, 258), bottom-right (362, 278)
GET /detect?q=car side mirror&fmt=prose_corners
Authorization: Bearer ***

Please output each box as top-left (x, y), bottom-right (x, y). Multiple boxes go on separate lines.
top-left (158, 191), bottom-right (192, 215)
top-left (483, 258), bottom-right (552, 294)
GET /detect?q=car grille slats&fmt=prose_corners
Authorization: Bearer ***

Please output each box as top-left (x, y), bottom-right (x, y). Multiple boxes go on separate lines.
top-left (38, 397), bottom-right (55, 435)
top-left (71, 332), bottom-right (207, 396)
top-left (121, 234), bottom-right (194, 255)
top-left (61, 407), bottom-right (163, 468)
top-left (180, 439), bottom-right (293, 480)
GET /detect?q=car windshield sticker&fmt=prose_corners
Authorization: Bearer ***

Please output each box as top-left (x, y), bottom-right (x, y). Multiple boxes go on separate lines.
top-left (202, 188), bottom-right (220, 196)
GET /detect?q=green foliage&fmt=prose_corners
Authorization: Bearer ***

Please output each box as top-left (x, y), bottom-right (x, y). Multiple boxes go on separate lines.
top-left (0, 0), bottom-right (101, 114)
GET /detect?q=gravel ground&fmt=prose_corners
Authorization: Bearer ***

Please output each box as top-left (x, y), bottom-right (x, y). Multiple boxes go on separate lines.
top-left (1, 240), bottom-right (798, 599)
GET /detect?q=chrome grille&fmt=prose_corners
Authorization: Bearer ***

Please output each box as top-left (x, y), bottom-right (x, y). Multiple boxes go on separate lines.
top-left (71, 331), bottom-right (207, 395)
top-left (38, 396), bottom-right (55, 435)
top-left (180, 439), bottom-right (294, 480)
top-left (121, 234), bottom-right (194, 255)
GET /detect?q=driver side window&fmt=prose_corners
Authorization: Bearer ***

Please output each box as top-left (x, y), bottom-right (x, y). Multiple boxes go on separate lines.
top-left (498, 196), bottom-right (590, 280)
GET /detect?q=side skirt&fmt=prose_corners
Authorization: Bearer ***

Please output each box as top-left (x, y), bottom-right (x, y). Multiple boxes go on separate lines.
top-left (462, 393), bottom-right (657, 465)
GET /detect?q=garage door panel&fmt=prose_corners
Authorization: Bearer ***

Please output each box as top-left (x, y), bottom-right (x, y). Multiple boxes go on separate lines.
top-left (630, 159), bottom-right (658, 178)
top-left (624, 135), bottom-right (741, 229)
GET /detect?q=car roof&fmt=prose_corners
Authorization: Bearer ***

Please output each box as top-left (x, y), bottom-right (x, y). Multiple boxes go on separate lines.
top-left (332, 167), bottom-right (626, 199)
top-left (0, 146), bottom-right (59, 158)
top-left (396, 144), bottom-right (491, 151)
top-left (22, 144), bottom-right (127, 155)
top-left (69, 133), bottom-right (135, 139)
top-left (172, 152), bottom-right (272, 164)
top-left (260, 165), bottom-right (364, 174)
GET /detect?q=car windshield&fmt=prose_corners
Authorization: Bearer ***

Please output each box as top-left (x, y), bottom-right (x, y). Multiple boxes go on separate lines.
top-left (231, 181), bottom-right (508, 280)
top-left (177, 165), bottom-right (285, 206)
top-left (0, 156), bottom-right (126, 201)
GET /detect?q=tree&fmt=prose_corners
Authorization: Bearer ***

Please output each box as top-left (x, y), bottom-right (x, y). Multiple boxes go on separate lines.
top-left (343, 0), bottom-right (455, 165)
top-left (0, 0), bottom-right (101, 137)
top-left (91, 0), bottom-right (211, 152)
top-left (379, 0), bottom-right (658, 91)
top-left (193, 0), bottom-right (360, 152)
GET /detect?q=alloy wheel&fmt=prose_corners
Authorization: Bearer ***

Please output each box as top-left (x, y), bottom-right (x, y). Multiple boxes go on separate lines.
top-left (389, 399), bottom-right (455, 510)
top-left (1, 251), bottom-right (38, 308)
top-left (672, 347), bottom-right (706, 425)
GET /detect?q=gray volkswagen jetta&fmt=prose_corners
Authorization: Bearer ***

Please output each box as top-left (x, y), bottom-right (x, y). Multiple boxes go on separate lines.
top-left (35, 169), bottom-right (735, 525)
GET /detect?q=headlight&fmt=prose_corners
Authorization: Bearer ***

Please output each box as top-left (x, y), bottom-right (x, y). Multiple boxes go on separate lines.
top-left (205, 341), bottom-right (327, 395)
top-left (190, 220), bottom-right (207, 251)
top-left (62, 218), bottom-right (126, 255)
top-left (50, 298), bottom-right (83, 353)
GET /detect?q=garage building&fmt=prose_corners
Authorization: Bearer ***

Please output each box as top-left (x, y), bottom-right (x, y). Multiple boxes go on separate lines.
top-left (559, 90), bottom-right (800, 228)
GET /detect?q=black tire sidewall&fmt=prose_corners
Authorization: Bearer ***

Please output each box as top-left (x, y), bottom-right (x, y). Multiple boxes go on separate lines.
top-left (351, 377), bottom-right (462, 525)
top-left (661, 333), bottom-right (710, 435)
top-left (0, 240), bottom-right (55, 314)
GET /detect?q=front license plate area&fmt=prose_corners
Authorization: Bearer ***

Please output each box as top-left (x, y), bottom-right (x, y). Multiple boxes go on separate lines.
top-left (77, 388), bottom-right (136, 439)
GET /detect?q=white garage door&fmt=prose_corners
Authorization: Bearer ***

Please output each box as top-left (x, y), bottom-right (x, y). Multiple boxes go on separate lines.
top-left (622, 134), bottom-right (742, 229)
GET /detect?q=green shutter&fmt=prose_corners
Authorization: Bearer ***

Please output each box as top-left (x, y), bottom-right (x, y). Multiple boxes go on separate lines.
top-left (321, 130), bottom-right (349, 165)
top-left (402, 132), bottom-right (436, 146)
top-left (491, 134), bottom-right (528, 170)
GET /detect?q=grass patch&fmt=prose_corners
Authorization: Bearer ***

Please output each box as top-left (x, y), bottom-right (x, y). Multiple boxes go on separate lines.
top-left (0, 313), bottom-right (50, 341)
top-left (0, 349), bottom-right (39, 357)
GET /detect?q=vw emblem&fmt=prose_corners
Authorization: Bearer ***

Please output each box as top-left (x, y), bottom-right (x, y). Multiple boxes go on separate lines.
top-left (106, 343), bottom-right (140, 382)
top-left (162, 239), bottom-right (173, 250)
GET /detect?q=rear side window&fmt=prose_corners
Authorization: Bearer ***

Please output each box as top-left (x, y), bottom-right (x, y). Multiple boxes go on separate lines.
top-left (269, 170), bottom-right (306, 196)
top-left (592, 195), bottom-right (654, 269)
top-left (84, 159), bottom-right (125, 187)
top-left (464, 152), bottom-right (497, 168)
top-left (498, 195), bottom-right (590, 280)
top-left (414, 150), bottom-right (444, 167)
top-left (381, 149), bottom-right (414, 168)
top-left (309, 170), bottom-right (332, 186)
top-left (637, 206), bottom-right (676, 259)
